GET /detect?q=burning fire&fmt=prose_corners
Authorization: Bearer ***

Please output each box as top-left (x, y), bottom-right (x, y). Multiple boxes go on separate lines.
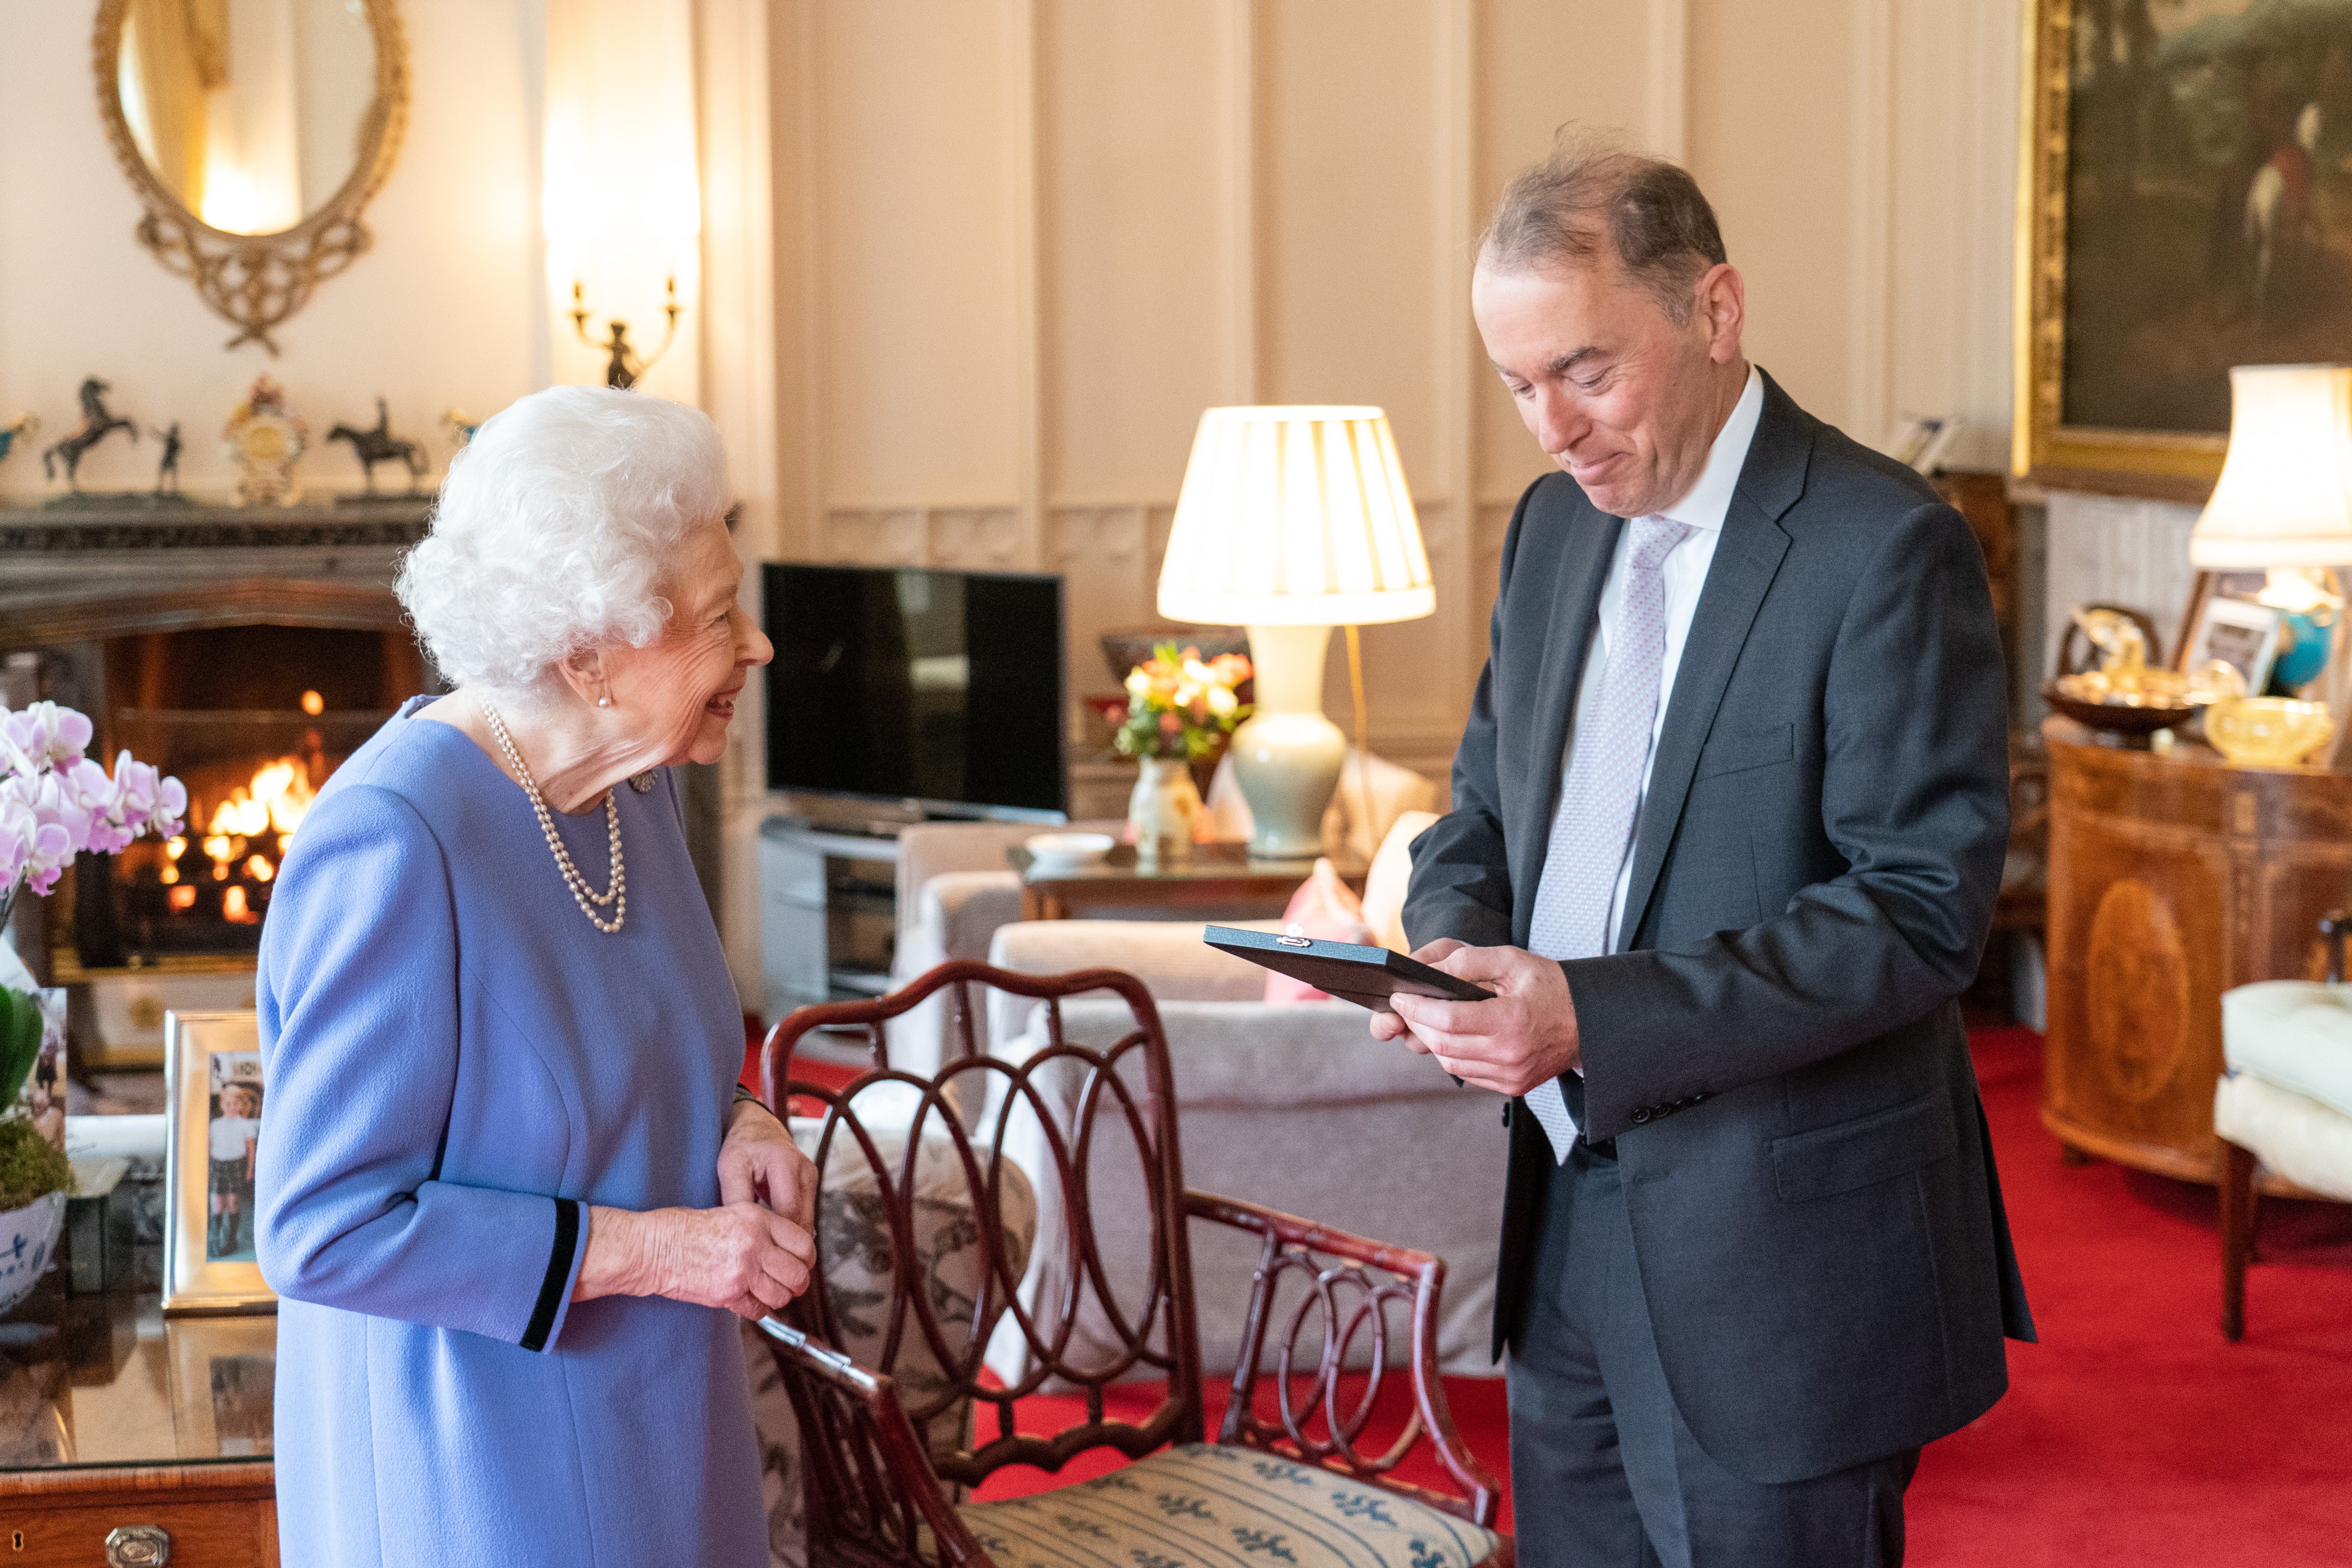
top-left (208, 758), bottom-right (314, 839)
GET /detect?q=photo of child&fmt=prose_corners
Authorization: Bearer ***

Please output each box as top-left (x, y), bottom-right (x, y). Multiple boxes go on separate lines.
top-left (206, 1054), bottom-right (264, 1263)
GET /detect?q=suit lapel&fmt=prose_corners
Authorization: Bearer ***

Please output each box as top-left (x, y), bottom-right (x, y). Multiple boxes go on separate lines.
top-left (1515, 501), bottom-right (1623, 945)
top-left (1613, 373), bottom-right (1810, 952)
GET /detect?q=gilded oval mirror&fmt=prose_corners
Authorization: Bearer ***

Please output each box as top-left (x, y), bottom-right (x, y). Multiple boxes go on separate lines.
top-left (95, 0), bottom-right (409, 353)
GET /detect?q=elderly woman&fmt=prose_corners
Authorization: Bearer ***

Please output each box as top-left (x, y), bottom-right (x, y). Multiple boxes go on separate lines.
top-left (255, 386), bottom-right (816, 1567)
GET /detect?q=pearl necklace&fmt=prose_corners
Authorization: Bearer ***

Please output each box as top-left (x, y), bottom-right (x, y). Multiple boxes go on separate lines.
top-left (478, 697), bottom-right (626, 934)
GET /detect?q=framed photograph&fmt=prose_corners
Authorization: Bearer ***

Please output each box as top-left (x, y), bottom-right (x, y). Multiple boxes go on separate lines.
top-left (162, 1011), bottom-right (275, 1316)
top-left (2017, 0), bottom-right (2352, 498)
top-left (2181, 589), bottom-right (2284, 698)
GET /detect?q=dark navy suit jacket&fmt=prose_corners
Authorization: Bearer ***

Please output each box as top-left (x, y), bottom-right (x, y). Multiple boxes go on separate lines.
top-left (1404, 370), bottom-right (2035, 1486)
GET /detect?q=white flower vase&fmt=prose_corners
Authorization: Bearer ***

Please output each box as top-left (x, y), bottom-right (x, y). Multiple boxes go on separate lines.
top-left (0, 1191), bottom-right (63, 1316)
top-left (1128, 757), bottom-right (1204, 868)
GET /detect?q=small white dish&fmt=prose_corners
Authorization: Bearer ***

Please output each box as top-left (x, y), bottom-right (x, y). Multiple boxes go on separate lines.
top-left (1024, 831), bottom-right (1114, 871)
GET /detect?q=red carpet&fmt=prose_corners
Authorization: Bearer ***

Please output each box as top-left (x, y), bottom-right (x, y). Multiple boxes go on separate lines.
top-left (774, 1027), bottom-right (2352, 1559)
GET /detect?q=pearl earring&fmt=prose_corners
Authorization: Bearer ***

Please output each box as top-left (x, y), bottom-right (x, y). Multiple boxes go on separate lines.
top-left (598, 697), bottom-right (612, 708)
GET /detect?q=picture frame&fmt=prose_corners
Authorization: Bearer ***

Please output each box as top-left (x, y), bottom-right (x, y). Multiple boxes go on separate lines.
top-left (162, 1011), bottom-right (275, 1316)
top-left (2179, 586), bottom-right (2284, 699)
top-left (2014, 0), bottom-right (2352, 499)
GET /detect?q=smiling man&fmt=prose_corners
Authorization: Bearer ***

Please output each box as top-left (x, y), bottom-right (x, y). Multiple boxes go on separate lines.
top-left (1373, 138), bottom-right (2035, 1565)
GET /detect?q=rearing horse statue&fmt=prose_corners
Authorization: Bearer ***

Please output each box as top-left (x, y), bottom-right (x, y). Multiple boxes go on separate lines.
top-left (44, 379), bottom-right (139, 489)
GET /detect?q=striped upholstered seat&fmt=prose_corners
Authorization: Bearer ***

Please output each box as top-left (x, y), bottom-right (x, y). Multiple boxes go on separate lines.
top-left (959, 1445), bottom-right (1503, 1568)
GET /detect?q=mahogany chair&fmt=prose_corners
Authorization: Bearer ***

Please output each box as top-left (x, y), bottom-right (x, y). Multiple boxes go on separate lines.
top-left (753, 958), bottom-right (1510, 1568)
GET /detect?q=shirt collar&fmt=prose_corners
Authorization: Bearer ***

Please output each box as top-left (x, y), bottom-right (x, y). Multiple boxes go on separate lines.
top-left (1656, 366), bottom-right (1764, 534)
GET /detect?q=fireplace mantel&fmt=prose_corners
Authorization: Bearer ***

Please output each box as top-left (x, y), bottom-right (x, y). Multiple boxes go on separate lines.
top-left (0, 497), bottom-right (433, 649)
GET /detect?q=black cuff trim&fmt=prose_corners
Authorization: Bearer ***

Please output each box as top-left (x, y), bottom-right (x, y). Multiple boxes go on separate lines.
top-left (522, 1198), bottom-right (581, 1353)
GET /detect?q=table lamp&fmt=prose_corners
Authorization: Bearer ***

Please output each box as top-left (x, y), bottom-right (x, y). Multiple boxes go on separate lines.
top-left (1157, 406), bottom-right (1434, 860)
top-left (2190, 364), bottom-right (2352, 697)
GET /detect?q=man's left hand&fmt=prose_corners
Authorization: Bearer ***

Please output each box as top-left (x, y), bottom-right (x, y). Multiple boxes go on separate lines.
top-left (1389, 945), bottom-right (1581, 1097)
top-left (718, 1097), bottom-right (819, 1235)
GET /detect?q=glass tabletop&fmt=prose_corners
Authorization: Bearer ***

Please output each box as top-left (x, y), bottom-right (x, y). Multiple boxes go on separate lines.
top-left (0, 1276), bottom-right (272, 1472)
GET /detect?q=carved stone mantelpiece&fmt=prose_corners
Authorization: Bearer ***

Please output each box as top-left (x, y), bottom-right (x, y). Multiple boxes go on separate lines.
top-left (0, 498), bottom-right (430, 649)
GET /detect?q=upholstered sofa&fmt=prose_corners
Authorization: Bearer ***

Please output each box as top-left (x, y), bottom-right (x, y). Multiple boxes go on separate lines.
top-left (975, 916), bottom-right (1505, 1379)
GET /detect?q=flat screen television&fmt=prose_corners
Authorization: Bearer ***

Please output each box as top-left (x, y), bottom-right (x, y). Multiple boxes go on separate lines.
top-left (762, 563), bottom-right (1068, 820)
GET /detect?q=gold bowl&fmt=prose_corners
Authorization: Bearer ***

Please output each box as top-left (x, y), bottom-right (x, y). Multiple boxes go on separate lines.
top-left (2205, 697), bottom-right (2335, 768)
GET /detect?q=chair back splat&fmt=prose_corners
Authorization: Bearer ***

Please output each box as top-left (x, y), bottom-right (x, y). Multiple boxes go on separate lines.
top-left (756, 959), bottom-right (1505, 1568)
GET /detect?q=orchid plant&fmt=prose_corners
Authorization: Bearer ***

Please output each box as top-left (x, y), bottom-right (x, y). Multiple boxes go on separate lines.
top-left (0, 703), bottom-right (186, 1195)
top-left (0, 702), bottom-right (186, 909)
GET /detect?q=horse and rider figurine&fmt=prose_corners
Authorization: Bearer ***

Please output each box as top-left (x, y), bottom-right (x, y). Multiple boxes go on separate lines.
top-left (43, 378), bottom-right (139, 490)
top-left (326, 397), bottom-right (428, 494)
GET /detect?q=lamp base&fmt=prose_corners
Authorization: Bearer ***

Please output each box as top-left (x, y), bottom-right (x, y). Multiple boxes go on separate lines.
top-left (1229, 709), bottom-right (1346, 860)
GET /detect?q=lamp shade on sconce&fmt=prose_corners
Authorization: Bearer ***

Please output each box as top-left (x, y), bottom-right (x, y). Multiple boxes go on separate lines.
top-left (2190, 364), bottom-right (2352, 569)
top-left (1158, 407), bottom-right (1435, 626)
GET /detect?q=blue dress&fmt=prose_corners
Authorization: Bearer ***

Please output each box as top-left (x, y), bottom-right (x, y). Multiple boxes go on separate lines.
top-left (255, 698), bottom-right (765, 1567)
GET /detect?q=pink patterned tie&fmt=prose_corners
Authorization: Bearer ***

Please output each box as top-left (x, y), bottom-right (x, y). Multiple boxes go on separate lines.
top-left (1522, 515), bottom-right (1691, 1159)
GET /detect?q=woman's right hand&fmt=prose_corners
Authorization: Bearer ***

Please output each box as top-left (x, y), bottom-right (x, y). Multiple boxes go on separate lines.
top-left (574, 1203), bottom-right (817, 1320)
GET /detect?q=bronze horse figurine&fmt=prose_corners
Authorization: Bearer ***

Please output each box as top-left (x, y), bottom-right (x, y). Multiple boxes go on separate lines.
top-left (326, 398), bottom-right (427, 494)
top-left (44, 379), bottom-right (139, 489)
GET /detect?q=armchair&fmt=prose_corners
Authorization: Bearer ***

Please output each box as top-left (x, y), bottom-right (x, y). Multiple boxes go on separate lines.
top-left (2215, 911), bottom-right (2352, 1340)
top-left (752, 960), bottom-right (1508, 1568)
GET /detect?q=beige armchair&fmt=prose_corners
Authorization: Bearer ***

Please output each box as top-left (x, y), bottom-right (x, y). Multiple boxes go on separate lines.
top-left (977, 915), bottom-right (1505, 1378)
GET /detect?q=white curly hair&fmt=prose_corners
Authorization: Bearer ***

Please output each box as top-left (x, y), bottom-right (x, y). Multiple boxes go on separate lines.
top-left (396, 385), bottom-right (728, 692)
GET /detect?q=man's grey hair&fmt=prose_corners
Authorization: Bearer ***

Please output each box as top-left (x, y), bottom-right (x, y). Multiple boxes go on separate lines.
top-left (1480, 131), bottom-right (1728, 325)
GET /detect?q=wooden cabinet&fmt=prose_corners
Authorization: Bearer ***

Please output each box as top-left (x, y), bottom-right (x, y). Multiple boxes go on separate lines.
top-left (0, 1283), bottom-right (275, 1567)
top-left (2044, 718), bottom-right (2352, 1187)
top-left (2, 1467), bottom-right (276, 1567)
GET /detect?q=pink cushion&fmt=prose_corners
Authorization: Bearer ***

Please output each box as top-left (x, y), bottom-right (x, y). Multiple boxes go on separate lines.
top-left (1265, 859), bottom-right (1371, 1002)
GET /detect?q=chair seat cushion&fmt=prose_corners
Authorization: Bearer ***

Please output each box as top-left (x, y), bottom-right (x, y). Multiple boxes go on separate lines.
top-left (2215, 1072), bottom-right (2352, 1201)
top-left (959, 1443), bottom-right (1502, 1568)
top-left (2219, 982), bottom-right (2352, 1120)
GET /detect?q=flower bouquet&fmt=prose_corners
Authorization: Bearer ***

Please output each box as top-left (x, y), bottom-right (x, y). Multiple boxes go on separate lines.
top-left (1111, 644), bottom-right (1252, 864)
top-left (0, 702), bottom-right (185, 1310)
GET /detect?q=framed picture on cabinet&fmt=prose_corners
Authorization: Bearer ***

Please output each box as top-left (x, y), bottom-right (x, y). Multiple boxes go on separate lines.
top-left (2180, 588), bottom-right (2284, 699)
top-left (162, 1011), bottom-right (276, 1316)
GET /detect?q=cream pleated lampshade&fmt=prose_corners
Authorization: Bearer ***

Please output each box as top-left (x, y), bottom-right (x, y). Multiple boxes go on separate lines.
top-left (1157, 406), bottom-right (1435, 626)
top-left (2191, 364), bottom-right (2352, 569)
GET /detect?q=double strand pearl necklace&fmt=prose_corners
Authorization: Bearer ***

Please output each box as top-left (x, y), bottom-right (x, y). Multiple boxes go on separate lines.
top-left (478, 697), bottom-right (626, 934)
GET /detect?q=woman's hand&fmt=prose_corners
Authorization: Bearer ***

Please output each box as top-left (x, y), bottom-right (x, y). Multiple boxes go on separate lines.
top-left (574, 1203), bottom-right (816, 1320)
top-left (718, 1097), bottom-right (819, 1236)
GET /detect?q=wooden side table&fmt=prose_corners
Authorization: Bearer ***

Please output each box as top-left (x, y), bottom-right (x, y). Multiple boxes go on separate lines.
top-left (1010, 842), bottom-right (1367, 922)
top-left (2043, 717), bottom-right (2352, 1189)
top-left (0, 1278), bottom-right (276, 1565)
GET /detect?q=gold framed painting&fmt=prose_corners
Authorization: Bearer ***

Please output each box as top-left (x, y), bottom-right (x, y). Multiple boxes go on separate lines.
top-left (2015, 0), bottom-right (2352, 499)
top-left (162, 1011), bottom-right (276, 1316)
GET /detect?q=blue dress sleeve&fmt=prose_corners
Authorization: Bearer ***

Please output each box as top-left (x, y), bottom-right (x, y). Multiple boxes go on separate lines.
top-left (255, 783), bottom-right (590, 1350)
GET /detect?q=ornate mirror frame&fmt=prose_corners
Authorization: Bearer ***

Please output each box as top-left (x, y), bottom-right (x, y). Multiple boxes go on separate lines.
top-left (91, 0), bottom-right (410, 355)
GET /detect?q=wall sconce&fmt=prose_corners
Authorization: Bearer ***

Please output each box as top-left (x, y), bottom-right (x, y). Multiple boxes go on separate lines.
top-left (568, 275), bottom-right (682, 390)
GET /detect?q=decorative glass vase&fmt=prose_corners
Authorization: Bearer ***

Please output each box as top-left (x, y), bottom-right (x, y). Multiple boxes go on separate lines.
top-left (1128, 756), bottom-right (1204, 867)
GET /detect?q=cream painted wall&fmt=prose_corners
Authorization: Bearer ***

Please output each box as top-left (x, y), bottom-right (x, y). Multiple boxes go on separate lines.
top-left (748, 0), bottom-right (2025, 796)
top-left (0, 0), bottom-right (553, 501)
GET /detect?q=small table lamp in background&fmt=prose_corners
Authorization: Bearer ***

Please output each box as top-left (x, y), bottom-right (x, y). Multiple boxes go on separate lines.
top-left (1157, 406), bottom-right (1434, 860)
top-left (2190, 364), bottom-right (2352, 735)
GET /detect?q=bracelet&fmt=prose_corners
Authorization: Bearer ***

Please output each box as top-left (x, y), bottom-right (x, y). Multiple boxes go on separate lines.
top-left (732, 1083), bottom-right (765, 1109)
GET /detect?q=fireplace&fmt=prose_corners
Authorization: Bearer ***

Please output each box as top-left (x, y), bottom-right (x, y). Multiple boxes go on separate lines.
top-left (0, 498), bottom-right (434, 1061)
top-left (65, 622), bottom-right (428, 967)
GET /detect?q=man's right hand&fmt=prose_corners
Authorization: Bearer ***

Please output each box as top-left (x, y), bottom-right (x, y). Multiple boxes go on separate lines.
top-left (1370, 938), bottom-right (1468, 1050)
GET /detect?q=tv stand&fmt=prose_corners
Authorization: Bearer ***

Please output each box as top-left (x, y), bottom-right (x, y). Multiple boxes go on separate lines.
top-left (757, 816), bottom-right (904, 1008)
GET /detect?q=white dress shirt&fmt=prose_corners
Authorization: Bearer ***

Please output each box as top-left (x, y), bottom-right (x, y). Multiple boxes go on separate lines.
top-left (1545, 366), bottom-right (1762, 1141)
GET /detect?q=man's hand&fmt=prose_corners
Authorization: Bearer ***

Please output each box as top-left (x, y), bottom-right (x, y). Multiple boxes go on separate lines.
top-left (718, 1097), bottom-right (819, 1236)
top-left (1368, 939), bottom-right (1466, 1043)
top-left (1383, 944), bottom-right (1581, 1097)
